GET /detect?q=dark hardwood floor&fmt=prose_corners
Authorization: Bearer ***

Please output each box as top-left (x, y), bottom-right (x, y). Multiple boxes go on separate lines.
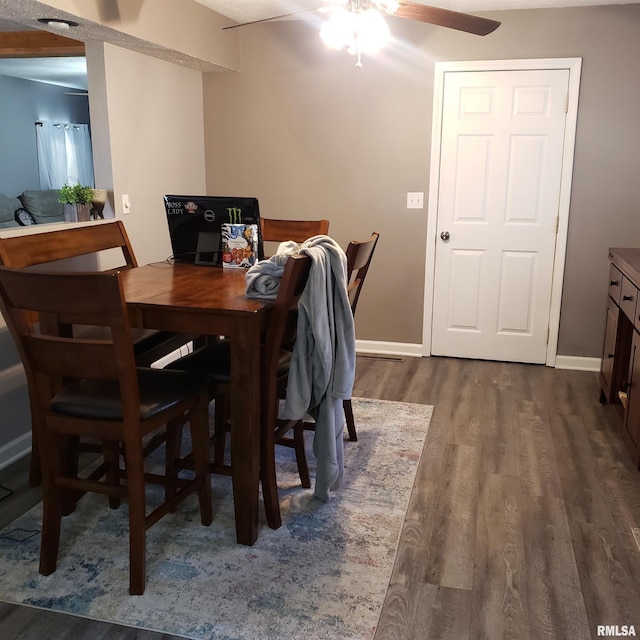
top-left (1, 355), bottom-right (639, 639)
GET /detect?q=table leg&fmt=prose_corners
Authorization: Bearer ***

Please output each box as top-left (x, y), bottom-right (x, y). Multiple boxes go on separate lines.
top-left (230, 319), bottom-right (261, 545)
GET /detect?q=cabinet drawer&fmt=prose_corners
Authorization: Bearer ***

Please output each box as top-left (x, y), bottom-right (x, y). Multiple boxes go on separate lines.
top-left (624, 332), bottom-right (640, 460)
top-left (635, 305), bottom-right (640, 334)
top-left (609, 264), bottom-right (623, 305)
top-left (620, 277), bottom-right (638, 322)
top-left (600, 296), bottom-right (619, 401)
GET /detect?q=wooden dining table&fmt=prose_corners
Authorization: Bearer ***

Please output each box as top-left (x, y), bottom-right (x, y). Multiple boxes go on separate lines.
top-left (119, 260), bottom-right (274, 546)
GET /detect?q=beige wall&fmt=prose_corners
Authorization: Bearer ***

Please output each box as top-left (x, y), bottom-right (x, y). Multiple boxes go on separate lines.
top-left (203, 4), bottom-right (640, 357)
top-left (89, 42), bottom-right (207, 266)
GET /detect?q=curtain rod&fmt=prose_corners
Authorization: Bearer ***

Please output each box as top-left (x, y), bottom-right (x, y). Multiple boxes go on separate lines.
top-left (35, 121), bottom-right (83, 130)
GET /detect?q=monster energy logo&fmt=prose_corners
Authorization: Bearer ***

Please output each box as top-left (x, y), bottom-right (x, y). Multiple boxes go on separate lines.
top-left (227, 207), bottom-right (242, 223)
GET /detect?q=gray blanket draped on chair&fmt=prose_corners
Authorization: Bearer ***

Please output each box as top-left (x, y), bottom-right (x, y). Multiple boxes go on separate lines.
top-left (281, 235), bottom-right (356, 501)
top-left (245, 241), bottom-right (299, 299)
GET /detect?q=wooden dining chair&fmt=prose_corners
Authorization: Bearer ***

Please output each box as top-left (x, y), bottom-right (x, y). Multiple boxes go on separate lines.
top-left (0, 221), bottom-right (197, 365)
top-left (260, 218), bottom-right (329, 243)
top-left (165, 253), bottom-right (313, 530)
top-left (343, 232), bottom-right (380, 441)
top-left (0, 221), bottom-right (197, 485)
top-left (0, 267), bottom-right (213, 595)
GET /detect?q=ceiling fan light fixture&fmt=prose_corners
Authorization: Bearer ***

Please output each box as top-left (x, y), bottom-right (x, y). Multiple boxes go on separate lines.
top-left (319, 8), bottom-right (355, 51)
top-left (356, 8), bottom-right (390, 54)
top-left (320, 4), bottom-right (391, 64)
top-left (376, 0), bottom-right (400, 14)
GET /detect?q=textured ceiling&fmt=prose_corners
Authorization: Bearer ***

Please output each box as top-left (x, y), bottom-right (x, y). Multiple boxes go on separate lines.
top-left (0, 56), bottom-right (87, 89)
top-left (0, 17), bottom-right (30, 31)
top-left (0, 0), bottom-right (637, 89)
top-left (193, 0), bottom-right (640, 23)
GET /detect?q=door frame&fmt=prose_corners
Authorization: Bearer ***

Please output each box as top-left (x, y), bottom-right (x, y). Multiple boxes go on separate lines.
top-left (422, 58), bottom-right (582, 366)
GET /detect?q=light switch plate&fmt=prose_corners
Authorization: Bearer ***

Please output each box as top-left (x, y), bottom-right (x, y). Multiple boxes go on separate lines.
top-left (407, 192), bottom-right (424, 209)
top-left (121, 194), bottom-right (131, 214)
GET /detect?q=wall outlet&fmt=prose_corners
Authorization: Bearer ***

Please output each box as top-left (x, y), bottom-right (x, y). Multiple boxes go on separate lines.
top-left (121, 194), bottom-right (131, 214)
top-left (407, 192), bottom-right (424, 209)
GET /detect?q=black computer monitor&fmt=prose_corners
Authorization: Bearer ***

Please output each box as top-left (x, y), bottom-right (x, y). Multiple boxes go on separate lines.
top-left (163, 195), bottom-right (263, 265)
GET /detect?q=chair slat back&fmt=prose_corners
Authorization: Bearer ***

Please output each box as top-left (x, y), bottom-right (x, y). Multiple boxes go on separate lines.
top-left (262, 254), bottom-right (311, 383)
top-left (0, 221), bottom-right (137, 330)
top-left (23, 335), bottom-right (121, 380)
top-left (0, 268), bottom-right (137, 401)
top-left (345, 232), bottom-right (379, 314)
top-left (260, 218), bottom-right (329, 244)
top-left (0, 221), bottom-right (137, 269)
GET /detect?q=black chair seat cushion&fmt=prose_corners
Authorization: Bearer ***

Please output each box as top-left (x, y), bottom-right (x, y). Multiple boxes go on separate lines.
top-left (51, 368), bottom-right (211, 421)
top-left (166, 341), bottom-right (291, 382)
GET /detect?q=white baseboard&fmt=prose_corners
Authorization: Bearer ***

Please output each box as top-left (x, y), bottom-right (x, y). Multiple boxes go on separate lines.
top-left (0, 431), bottom-right (31, 472)
top-left (354, 341), bottom-right (601, 371)
top-left (552, 355), bottom-right (601, 372)
top-left (355, 340), bottom-right (423, 358)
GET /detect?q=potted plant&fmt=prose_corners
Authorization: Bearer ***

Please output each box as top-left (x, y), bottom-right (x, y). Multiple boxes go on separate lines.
top-left (58, 183), bottom-right (95, 222)
top-left (90, 188), bottom-right (108, 219)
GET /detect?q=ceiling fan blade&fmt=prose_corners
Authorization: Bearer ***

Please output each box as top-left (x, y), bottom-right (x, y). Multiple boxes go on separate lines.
top-left (222, 9), bottom-right (320, 31)
top-left (394, 2), bottom-right (500, 36)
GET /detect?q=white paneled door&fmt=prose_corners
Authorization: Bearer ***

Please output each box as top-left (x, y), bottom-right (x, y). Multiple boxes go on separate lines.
top-left (430, 68), bottom-right (571, 364)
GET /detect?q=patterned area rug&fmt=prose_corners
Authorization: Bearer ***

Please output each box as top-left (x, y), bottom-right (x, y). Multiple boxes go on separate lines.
top-left (0, 398), bottom-right (432, 640)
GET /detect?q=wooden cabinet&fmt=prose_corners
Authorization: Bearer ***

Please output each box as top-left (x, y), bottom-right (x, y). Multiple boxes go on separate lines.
top-left (600, 296), bottom-right (620, 403)
top-left (608, 264), bottom-right (623, 305)
top-left (620, 276), bottom-right (638, 322)
top-left (600, 249), bottom-right (640, 468)
top-left (625, 332), bottom-right (640, 456)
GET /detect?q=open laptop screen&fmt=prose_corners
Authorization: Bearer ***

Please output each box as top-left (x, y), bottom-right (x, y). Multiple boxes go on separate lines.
top-left (163, 195), bottom-right (263, 265)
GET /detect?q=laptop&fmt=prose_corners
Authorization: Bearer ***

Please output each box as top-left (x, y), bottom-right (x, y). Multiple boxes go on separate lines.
top-left (163, 195), bottom-right (263, 265)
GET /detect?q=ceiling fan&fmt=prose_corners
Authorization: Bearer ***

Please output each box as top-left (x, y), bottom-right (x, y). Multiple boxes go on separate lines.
top-left (223, 1), bottom-right (501, 66)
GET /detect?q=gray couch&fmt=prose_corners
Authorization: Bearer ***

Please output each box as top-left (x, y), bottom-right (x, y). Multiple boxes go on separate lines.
top-left (0, 190), bottom-right (65, 228)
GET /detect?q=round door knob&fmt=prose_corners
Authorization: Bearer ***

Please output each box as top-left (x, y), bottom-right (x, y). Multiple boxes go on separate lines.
top-left (440, 230), bottom-right (450, 242)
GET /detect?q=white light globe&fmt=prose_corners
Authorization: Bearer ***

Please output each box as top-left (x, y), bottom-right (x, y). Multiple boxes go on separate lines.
top-left (378, 0), bottom-right (400, 14)
top-left (320, 9), bottom-right (356, 51)
top-left (356, 8), bottom-right (390, 54)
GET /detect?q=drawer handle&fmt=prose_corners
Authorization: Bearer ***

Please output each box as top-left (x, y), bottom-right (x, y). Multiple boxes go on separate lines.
top-left (609, 353), bottom-right (615, 359)
top-left (611, 280), bottom-right (620, 286)
top-left (623, 295), bottom-right (634, 301)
